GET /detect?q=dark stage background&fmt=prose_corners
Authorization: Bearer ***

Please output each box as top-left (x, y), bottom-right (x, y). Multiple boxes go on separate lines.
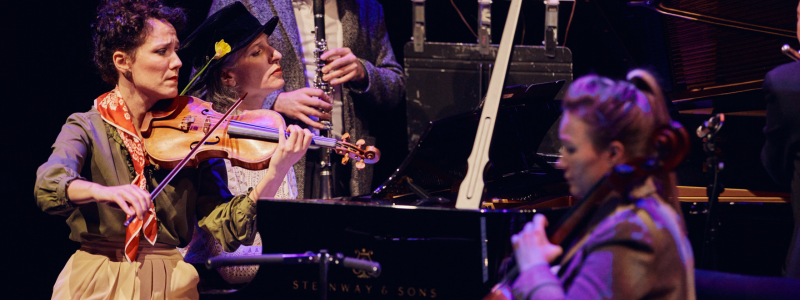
top-left (4, 0), bottom-right (796, 298)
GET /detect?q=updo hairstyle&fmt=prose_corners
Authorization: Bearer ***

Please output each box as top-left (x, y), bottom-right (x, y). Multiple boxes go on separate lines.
top-left (562, 69), bottom-right (679, 206)
top-left (92, 0), bottom-right (187, 85)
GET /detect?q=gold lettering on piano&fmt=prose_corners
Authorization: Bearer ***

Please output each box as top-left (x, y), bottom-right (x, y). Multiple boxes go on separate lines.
top-left (354, 248), bottom-right (375, 278)
top-left (290, 281), bottom-right (438, 298)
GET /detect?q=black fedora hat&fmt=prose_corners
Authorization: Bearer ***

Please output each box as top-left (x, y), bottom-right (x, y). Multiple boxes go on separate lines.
top-left (179, 2), bottom-right (278, 77)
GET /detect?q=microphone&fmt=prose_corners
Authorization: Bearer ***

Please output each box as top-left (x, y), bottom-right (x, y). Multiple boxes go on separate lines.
top-left (341, 257), bottom-right (382, 277)
top-left (696, 113), bottom-right (725, 139)
top-left (782, 44), bottom-right (800, 61)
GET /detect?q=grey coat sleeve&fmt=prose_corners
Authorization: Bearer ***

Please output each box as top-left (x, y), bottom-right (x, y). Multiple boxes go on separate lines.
top-left (263, 89), bottom-right (282, 110)
top-left (34, 113), bottom-right (91, 216)
top-left (209, 0), bottom-right (238, 16)
top-left (347, 3), bottom-right (405, 111)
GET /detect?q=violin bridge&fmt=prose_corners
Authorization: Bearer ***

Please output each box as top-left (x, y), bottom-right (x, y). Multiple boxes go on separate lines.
top-left (180, 115), bottom-right (195, 131)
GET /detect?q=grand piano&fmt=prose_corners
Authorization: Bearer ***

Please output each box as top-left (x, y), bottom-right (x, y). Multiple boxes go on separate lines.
top-left (200, 79), bottom-right (573, 299)
top-left (198, 0), bottom-right (797, 298)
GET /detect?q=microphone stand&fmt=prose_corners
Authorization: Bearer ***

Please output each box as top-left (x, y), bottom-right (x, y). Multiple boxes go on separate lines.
top-left (698, 114), bottom-right (725, 269)
top-left (207, 250), bottom-right (381, 300)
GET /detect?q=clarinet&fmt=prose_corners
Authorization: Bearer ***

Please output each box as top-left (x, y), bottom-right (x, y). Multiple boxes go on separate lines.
top-left (313, 0), bottom-right (335, 199)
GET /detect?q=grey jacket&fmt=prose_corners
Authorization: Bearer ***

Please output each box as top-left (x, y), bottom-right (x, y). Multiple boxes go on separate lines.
top-left (511, 180), bottom-right (695, 300)
top-left (209, 0), bottom-right (405, 198)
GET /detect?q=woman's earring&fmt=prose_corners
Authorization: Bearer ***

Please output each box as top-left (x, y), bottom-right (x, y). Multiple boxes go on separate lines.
top-left (123, 70), bottom-right (133, 80)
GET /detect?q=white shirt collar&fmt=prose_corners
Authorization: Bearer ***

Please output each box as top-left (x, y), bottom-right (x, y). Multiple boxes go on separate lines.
top-left (292, 0), bottom-right (333, 7)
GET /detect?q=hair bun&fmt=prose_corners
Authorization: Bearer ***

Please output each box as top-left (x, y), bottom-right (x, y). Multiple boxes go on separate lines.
top-left (626, 69), bottom-right (658, 95)
top-left (652, 121), bottom-right (691, 172)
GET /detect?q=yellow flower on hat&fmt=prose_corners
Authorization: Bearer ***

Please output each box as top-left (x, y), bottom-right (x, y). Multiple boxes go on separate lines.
top-left (181, 39), bottom-right (232, 96)
top-left (213, 40), bottom-right (231, 60)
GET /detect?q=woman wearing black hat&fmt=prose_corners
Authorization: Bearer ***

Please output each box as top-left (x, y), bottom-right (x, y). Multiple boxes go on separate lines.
top-left (178, 1), bottom-right (322, 285)
top-left (181, 2), bottom-right (331, 115)
top-left (34, 0), bottom-right (311, 298)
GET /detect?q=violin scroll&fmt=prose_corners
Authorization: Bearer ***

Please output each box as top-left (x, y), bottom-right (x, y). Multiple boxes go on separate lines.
top-left (336, 133), bottom-right (381, 170)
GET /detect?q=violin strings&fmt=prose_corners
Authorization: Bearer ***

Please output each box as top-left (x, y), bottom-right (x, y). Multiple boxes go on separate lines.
top-left (200, 112), bottom-right (339, 146)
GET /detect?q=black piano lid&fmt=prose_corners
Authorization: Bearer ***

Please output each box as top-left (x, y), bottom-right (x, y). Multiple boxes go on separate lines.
top-left (244, 197), bottom-right (568, 300)
top-left (373, 80), bottom-right (566, 202)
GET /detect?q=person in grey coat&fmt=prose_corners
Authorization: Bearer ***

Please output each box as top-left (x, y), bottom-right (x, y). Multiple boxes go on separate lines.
top-left (208, 0), bottom-right (405, 198)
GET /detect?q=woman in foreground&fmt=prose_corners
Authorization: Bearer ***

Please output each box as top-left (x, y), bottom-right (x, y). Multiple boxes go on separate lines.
top-left (510, 70), bottom-right (695, 300)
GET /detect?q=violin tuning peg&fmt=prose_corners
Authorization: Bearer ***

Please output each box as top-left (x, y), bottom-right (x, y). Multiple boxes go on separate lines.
top-left (356, 139), bottom-right (365, 148)
top-left (341, 156), bottom-right (350, 165)
top-left (356, 161), bottom-right (366, 170)
top-left (341, 133), bottom-right (351, 142)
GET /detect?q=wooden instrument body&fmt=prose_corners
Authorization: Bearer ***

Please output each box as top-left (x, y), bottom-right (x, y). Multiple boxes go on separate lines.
top-left (141, 96), bottom-right (285, 170)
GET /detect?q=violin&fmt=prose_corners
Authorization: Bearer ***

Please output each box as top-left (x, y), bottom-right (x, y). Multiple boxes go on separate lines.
top-left (140, 95), bottom-right (380, 170)
top-left (124, 94), bottom-right (380, 226)
top-left (483, 121), bottom-right (690, 300)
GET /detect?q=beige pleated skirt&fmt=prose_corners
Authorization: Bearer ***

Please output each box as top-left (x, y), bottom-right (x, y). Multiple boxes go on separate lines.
top-left (52, 241), bottom-right (199, 300)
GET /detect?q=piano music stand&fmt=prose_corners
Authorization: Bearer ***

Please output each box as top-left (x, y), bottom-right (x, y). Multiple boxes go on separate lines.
top-left (373, 80), bottom-right (566, 203)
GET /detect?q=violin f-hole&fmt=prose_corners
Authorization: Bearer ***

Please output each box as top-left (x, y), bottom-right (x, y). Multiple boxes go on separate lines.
top-left (190, 136), bottom-right (221, 149)
top-left (203, 117), bottom-right (212, 134)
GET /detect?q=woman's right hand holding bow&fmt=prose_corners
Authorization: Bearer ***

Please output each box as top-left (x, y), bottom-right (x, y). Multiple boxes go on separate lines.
top-left (66, 180), bottom-right (152, 220)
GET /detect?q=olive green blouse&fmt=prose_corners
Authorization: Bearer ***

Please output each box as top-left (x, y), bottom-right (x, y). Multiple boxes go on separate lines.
top-left (35, 109), bottom-right (257, 252)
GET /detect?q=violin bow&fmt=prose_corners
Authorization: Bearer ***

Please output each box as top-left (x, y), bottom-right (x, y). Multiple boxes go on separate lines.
top-left (124, 93), bottom-right (247, 226)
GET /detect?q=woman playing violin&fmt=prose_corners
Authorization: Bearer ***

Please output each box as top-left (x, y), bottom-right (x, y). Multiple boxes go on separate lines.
top-left (176, 2), bottom-right (320, 284)
top-left (180, 2), bottom-right (318, 202)
top-left (34, 0), bottom-right (310, 298)
top-left (509, 70), bottom-right (695, 300)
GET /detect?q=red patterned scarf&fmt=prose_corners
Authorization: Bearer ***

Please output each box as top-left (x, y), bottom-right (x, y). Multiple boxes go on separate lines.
top-left (96, 88), bottom-right (158, 263)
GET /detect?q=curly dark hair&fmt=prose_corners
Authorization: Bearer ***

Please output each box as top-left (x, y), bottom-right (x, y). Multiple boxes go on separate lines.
top-left (93, 0), bottom-right (186, 85)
